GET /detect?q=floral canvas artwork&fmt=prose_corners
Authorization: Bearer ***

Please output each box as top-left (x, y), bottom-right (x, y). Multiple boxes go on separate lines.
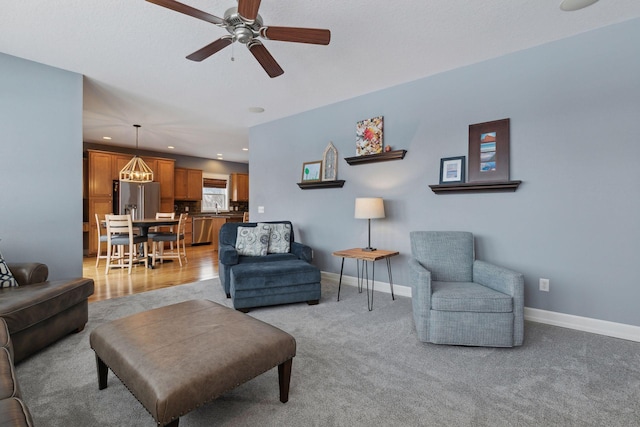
top-left (356, 116), bottom-right (383, 156)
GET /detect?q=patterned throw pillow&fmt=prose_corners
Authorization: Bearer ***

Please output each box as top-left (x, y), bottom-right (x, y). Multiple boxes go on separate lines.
top-left (235, 225), bottom-right (270, 256)
top-left (0, 249), bottom-right (18, 288)
top-left (258, 223), bottom-right (291, 254)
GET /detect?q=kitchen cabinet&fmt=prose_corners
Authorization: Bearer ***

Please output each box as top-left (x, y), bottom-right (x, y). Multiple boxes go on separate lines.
top-left (156, 159), bottom-right (175, 199)
top-left (141, 157), bottom-right (158, 180)
top-left (184, 216), bottom-right (193, 246)
top-left (89, 151), bottom-right (114, 198)
top-left (88, 150), bottom-right (116, 256)
top-left (88, 198), bottom-right (113, 256)
top-left (230, 173), bottom-right (249, 201)
top-left (112, 154), bottom-right (132, 180)
top-left (174, 168), bottom-right (187, 200)
top-left (211, 217), bottom-right (227, 249)
top-left (174, 167), bottom-right (203, 200)
top-left (187, 169), bottom-right (203, 200)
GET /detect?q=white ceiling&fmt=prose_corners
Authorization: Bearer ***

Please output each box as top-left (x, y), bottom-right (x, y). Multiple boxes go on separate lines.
top-left (2, 1), bottom-right (639, 163)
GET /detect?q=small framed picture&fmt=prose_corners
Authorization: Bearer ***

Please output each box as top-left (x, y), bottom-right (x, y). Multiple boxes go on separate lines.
top-left (439, 156), bottom-right (466, 184)
top-left (301, 161), bottom-right (323, 182)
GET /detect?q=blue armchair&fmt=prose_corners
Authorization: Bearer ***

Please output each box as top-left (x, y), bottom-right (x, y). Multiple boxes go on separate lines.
top-left (408, 231), bottom-right (524, 347)
top-left (218, 221), bottom-right (320, 311)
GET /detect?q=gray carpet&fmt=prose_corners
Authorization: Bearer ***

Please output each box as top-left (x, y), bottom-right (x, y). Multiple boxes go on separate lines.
top-left (15, 278), bottom-right (640, 426)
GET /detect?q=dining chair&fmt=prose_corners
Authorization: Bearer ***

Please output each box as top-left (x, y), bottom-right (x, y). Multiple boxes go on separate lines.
top-left (151, 213), bottom-right (188, 267)
top-left (95, 213), bottom-right (110, 268)
top-left (148, 212), bottom-right (176, 250)
top-left (105, 214), bottom-right (148, 274)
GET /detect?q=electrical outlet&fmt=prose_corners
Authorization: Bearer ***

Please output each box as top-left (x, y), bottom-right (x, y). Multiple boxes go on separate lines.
top-left (539, 278), bottom-right (550, 292)
top-left (258, 206), bottom-right (265, 213)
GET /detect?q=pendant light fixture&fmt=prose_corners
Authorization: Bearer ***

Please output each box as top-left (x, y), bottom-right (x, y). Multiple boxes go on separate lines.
top-left (119, 124), bottom-right (154, 183)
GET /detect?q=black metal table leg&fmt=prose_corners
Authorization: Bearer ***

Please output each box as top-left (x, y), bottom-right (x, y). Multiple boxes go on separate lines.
top-left (337, 257), bottom-right (345, 301)
top-left (387, 258), bottom-right (395, 300)
top-left (366, 260), bottom-right (375, 311)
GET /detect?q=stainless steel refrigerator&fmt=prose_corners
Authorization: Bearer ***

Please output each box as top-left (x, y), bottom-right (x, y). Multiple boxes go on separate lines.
top-left (113, 180), bottom-right (161, 220)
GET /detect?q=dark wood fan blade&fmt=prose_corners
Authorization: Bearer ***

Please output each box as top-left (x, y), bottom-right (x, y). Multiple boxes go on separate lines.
top-left (247, 41), bottom-right (284, 78)
top-left (186, 37), bottom-right (233, 62)
top-left (237, 0), bottom-right (261, 22)
top-left (146, 0), bottom-right (225, 25)
top-left (260, 26), bottom-right (331, 45)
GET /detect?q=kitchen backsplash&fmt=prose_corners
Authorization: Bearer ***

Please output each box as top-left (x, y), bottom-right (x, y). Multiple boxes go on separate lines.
top-left (174, 200), bottom-right (200, 213)
top-left (229, 201), bottom-right (249, 212)
top-left (174, 200), bottom-right (248, 213)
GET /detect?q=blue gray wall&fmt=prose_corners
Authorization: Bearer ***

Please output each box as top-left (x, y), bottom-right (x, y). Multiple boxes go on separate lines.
top-left (249, 19), bottom-right (640, 326)
top-left (0, 53), bottom-right (83, 280)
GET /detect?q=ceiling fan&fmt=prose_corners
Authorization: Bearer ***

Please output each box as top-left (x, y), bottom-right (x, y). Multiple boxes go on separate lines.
top-left (146, 0), bottom-right (331, 78)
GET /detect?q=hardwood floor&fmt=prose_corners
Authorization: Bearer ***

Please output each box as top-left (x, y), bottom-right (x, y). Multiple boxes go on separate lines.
top-left (83, 245), bottom-right (219, 303)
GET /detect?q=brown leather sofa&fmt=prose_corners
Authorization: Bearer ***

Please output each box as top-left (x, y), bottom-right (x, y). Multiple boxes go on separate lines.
top-left (1, 317), bottom-right (34, 426)
top-left (0, 263), bottom-right (94, 363)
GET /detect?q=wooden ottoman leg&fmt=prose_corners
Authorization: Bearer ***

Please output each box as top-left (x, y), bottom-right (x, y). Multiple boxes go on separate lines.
top-left (278, 358), bottom-right (293, 403)
top-left (95, 354), bottom-right (108, 390)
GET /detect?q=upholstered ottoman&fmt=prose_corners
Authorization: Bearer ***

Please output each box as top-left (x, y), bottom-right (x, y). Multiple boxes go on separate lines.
top-left (89, 299), bottom-right (296, 427)
top-left (230, 259), bottom-right (321, 311)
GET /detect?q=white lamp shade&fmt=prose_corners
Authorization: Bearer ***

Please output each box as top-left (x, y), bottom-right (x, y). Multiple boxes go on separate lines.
top-left (354, 198), bottom-right (385, 219)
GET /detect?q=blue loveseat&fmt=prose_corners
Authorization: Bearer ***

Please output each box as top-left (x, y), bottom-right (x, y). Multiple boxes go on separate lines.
top-left (218, 221), bottom-right (321, 311)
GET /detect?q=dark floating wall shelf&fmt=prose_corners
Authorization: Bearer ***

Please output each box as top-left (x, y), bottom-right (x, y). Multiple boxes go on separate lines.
top-left (344, 149), bottom-right (407, 165)
top-left (429, 180), bottom-right (522, 194)
top-left (297, 180), bottom-right (345, 190)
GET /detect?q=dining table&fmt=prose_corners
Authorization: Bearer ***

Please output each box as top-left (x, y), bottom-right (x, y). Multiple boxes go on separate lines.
top-left (131, 218), bottom-right (179, 238)
top-left (102, 217), bottom-right (180, 268)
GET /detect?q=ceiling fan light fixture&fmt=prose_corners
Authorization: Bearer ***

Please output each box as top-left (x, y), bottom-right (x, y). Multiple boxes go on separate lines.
top-left (234, 27), bottom-right (254, 44)
top-left (560, 0), bottom-right (599, 11)
top-left (119, 124), bottom-right (154, 183)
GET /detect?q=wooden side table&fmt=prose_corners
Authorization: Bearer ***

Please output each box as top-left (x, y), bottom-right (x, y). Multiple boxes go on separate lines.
top-left (332, 248), bottom-right (399, 311)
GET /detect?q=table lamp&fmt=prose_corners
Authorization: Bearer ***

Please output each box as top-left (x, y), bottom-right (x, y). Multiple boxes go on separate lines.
top-left (354, 197), bottom-right (385, 252)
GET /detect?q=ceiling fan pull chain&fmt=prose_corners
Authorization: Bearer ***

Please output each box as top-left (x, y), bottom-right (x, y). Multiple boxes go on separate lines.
top-left (231, 42), bottom-right (235, 61)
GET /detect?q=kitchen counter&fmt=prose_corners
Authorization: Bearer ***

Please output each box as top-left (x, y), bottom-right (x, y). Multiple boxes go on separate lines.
top-left (186, 213), bottom-right (245, 247)
top-left (190, 212), bottom-right (245, 220)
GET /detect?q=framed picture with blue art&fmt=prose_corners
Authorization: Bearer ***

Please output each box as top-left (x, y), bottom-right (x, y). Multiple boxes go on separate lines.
top-left (468, 118), bottom-right (510, 183)
top-left (301, 160), bottom-right (323, 182)
top-left (439, 156), bottom-right (466, 184)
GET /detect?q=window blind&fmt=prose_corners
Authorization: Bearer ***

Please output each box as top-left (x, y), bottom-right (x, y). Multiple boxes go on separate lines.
top-left (203, 178), bottom-right (227, 188)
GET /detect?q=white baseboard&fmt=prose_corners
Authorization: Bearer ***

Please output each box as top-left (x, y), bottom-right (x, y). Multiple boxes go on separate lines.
top-left (321, 271), bottom-right (640, 343)
top-left (524, 307), bottom-right (640, 343)
top-left (321, 271), bottom-right (412, 298)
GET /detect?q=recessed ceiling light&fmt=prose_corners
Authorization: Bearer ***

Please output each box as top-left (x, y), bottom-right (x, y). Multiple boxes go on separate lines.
top-left (560, 0), bottom-right (598, 11)
top-left (168, 146), bottom-right (175, 149)
top-left (242, 148), bottom-right (249, 151)
top-left (217, 153), bottom-right (223, 156)
top-left (248, 107), bottom-right (265, 113)
top-left (102, 136), bottom-right (112, 140)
